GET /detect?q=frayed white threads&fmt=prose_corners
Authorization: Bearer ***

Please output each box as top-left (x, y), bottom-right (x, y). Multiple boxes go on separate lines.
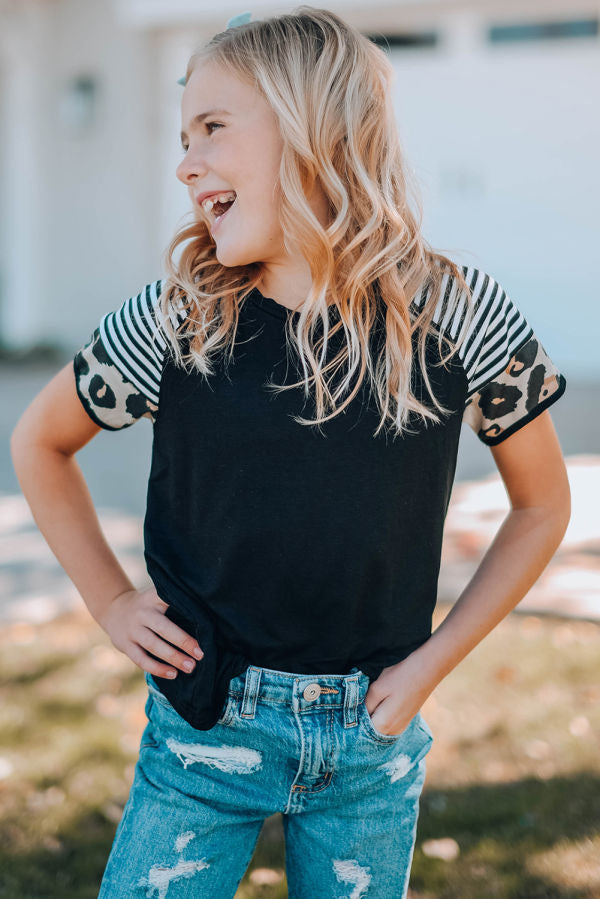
top-left (165, 737), bottom-right (263, 773)
top-left (332, 858), bottom-right (372, 898)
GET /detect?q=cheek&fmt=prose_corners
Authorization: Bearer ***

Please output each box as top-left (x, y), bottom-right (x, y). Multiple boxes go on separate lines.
top-left (238, 149), bottom-right (281, 205)
top-left (239, 185), bottom-right (279, 226)
top-left (252, 205), bottom-right (283, 241)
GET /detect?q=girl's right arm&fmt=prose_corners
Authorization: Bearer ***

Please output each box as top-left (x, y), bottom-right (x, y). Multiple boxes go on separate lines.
top-left (10, 361), bottom-right (203, 679)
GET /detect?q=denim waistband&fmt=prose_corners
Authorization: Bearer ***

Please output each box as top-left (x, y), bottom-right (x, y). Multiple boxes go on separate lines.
top-left (225, 664), bottom-right (371, 723)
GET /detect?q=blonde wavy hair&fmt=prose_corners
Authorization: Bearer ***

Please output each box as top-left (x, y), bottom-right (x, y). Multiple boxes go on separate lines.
top-left (160, 4), bottom-right (475, 438)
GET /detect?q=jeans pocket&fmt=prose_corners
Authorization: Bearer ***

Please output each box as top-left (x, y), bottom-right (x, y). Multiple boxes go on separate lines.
top-left (146, 672), bottom-right (177, 712)
top-left (359, 701), bottom-right (405, 743)
top-left (215, 693), bottom-right (237, 727)
top-left (416, 711), bottom-right (434, 743)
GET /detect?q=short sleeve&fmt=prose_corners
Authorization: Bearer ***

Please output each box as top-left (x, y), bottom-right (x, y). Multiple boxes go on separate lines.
top-left (73, 279), bottom-right (174, 430)
top-left (459, 269), bottom-right (567, 445)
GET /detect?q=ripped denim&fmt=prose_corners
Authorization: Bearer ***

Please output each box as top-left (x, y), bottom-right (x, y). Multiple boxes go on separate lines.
top-left (97, 664), bottom-right (433, 898)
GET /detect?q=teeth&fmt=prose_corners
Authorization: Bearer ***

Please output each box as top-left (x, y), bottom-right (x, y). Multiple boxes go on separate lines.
top-left (201, 191), bottom-right (236, 214)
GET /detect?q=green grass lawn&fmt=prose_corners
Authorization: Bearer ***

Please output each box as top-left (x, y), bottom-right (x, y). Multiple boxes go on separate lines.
top-left (1, 604), bottom-right (598, 898)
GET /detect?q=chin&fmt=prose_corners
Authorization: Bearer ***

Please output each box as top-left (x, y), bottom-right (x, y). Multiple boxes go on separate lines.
top-left (215, 245), bottom-right (261, 269)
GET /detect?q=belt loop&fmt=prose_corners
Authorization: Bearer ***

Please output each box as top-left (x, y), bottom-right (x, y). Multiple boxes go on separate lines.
top-left (343, 674), bottom-right (360, 728)
top-left (240, 665), bottom-right (261, 719)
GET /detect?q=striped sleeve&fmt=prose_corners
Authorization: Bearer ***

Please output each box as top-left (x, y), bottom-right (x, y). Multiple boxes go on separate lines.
top-left (73, 279), bottom-right (184, 430)
top-left (456, 268), bottom-right (567, 445)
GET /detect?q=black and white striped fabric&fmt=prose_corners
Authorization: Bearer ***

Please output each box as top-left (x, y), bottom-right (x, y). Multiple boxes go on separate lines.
top-left (410, 265), bottom-right (565, 444)
top-left (73, 279), bottom-right (185, 430)
top-left (73, 268), bottom-right (566, 443)
top-left (455, 266), bottom-right (565, 444)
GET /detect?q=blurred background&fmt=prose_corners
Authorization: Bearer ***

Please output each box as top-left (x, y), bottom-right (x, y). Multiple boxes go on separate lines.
top-left (1, 1), bottom-right (599, 897)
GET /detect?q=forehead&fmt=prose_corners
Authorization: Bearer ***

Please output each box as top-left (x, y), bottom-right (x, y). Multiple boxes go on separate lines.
top-left (183, 62), bottom-right (243, 107)
top-left (180, 60), bottom-right (262, 123)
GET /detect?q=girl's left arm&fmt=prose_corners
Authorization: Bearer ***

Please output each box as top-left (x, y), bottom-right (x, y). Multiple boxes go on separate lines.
top-left (367, 408), bottom-right (571, 735)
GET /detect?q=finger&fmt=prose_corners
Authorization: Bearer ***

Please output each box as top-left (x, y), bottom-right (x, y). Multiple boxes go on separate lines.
top-left (129, 644), bottom-right (179, 679)
top-left (138, 628), bottom-right (200, 673)
top-left (146, 612), bottom-right (204, 661)
top-left (365, 698), bottom-right (383, 717)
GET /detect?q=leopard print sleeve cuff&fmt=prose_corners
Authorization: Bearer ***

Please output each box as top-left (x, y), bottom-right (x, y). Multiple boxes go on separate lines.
top-left (71, 280), bottom-right (178, 430)
top-left (73, 327), bottom-right (158, 430)
top-left (463, 333), bottom-right (567, 445)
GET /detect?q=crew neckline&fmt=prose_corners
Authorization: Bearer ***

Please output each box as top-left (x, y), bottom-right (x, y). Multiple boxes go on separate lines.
top-left (247, 286), bottom-right (420, 322)
top-left (248, 287), bottom-right (304, 320)
top-left (248, 287), bottom-right (347, 323)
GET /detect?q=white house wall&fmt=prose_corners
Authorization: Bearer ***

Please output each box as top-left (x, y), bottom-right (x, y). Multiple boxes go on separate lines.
top-left (0, 1), bottom-right (46, 350)
top-left (387, 6), bottom-right (599, 378)
top-left (0, 0), bottom-right (157, 351)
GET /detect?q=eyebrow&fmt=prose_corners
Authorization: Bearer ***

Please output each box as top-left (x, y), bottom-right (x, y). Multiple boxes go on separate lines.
top-left (180, 108), bottom-right (232, 142)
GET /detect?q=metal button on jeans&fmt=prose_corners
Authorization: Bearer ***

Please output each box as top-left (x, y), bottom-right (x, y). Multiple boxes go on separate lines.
top-left (303, 683), bottom-right (321, 701)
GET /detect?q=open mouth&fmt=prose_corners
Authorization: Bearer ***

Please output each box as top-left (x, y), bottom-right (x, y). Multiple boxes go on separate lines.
top-left (213, 197), bottom-right (236, 228)
top-left (201, 192), bottom-right (237, 231)
top-left (212, 195), bottom-right (236, 218)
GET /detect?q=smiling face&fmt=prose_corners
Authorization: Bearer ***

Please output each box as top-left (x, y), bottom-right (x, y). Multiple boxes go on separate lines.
top-left (176, 58), bottom-right (287, 270)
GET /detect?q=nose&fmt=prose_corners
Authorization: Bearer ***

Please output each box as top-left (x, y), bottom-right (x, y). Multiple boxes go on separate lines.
top-left (176, 151), bottom-right (208, 187)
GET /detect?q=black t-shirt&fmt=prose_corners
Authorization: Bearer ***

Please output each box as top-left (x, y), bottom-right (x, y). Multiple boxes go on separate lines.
top-left (73, 268), bottom-right (567, 728)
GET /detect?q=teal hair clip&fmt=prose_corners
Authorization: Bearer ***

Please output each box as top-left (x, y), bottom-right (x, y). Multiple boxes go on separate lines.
top-left (226, 11), bottom-right (252, 28)
top-left (177, 11), bottom-right (252, 86)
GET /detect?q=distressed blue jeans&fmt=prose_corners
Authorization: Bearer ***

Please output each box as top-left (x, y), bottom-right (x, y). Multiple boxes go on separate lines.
top-left (98, 664), bottom-right (433, 898)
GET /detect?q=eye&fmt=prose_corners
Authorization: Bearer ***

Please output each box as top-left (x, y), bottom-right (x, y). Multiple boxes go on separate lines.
top-left (180, 122), bottom-right (223, 154)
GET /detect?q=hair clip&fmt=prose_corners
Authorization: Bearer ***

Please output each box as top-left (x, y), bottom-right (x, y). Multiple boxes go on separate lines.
top-left (177, 11), bottom-right (253, 86)
top-left (226, 11), bottom-right (252, 28)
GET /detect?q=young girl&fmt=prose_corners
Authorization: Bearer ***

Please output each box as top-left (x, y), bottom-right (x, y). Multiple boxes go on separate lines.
top-left (11, 6), bottom-right (569, 897)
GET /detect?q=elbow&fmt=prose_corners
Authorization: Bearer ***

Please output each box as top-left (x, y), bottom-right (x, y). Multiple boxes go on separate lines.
top-left (10, 414), bottom-right (42, 471)
top-left (10, 421), bottom-right (30, 475)
top-left (10, 418), bottom-right (27, 458)
top-left (10, 410), bottom-right (34, 448)
top-left (558, 474), bottom-right (572, 534)
top-left (518, 480), bottom-right (571, 545)
top-left (546, 480), bottom-right (571, 543)
top-left (544, 466), bottom-right (572, 538)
